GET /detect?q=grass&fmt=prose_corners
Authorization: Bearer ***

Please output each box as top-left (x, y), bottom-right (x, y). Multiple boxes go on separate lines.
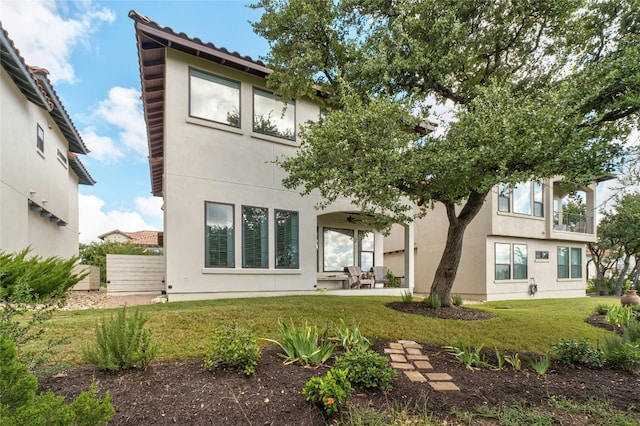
top-left (27, 295), bottom-right (613, 364)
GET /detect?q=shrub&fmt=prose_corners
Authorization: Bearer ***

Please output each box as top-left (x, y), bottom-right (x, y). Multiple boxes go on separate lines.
top-left (303, 368), bottom-right (352, 416)
top-left (601, 322), bottom-right (640, 373)
top-left (332, 319), bottom-right (370, 352)
top-left (423, 293), bottom-right (441, 309)
top-left (552, 339), bottom-right (604, 368)
top-left (385, 269), bottom-right (401, 287)
top-left (594, 303), bottom-right (611, 315)
top-left (82, 306), bottom-right (158, 371)
top-left (605, 305), bottom-right (636, 327)
top-left (0, 335), bottom-right (114, 425)
top-left (452, 294), bottom-right (464, 306)
top-left (334, 348), bottom-right (397, 391)
top-left (204, 322), bottom-right (261, 375)
top-left (265, 320), bottom-right (335, 366)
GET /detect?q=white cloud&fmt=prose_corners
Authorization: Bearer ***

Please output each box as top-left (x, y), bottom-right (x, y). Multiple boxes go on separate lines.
top-left (79, 194), bottom-right (159, 244)
top-left (135, 196), bottom-right (163, 218)
top-left (92, 87), bottom-right (148, 161)
top-left (0, 0), bottom-right (115, 84)
top-left (81, 126), bottom-right (125, 163)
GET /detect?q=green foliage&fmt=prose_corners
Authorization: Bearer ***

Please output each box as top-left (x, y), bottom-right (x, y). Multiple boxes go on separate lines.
top-left (265, 320), bottom-right (335, 366)
top-left (606, 305), bottom-right (637, 327)
top-left (594, 303), bottom-right (612, 315)
top-left (423, 293), bottom-right (441, 309)
top-left (203, 322), bottom-right (261, 375)
top-left (79, 241), bottom-right (153, 286)
top-left (332, 319), bottom-right (370, 352)
top-left (452, 294), bottom-right (464, 307)
top-left (524, 352), bottom-right (552, 375)
top-left (552, 339), bottom-right (604, 368)
top-left (400, 290), bottom-right (413, 303)
top-left (82, 306), bottom-right (158, 371)
top-left (0, 335), bottom-right (114, 425)
top-left (601, 321), bottom-right (640, 372)
top-left (303, 368), bottom-right (352, 416)
top-left (0, 249), bottom-right (85, 346)
top-left (334, 348), bottom-right (397, 391)
top-left (476, 402), bottom-right (554, 425)
top-left (442, 341), bottom-right (488, 370)
top-left (494, 348), bottom-right (507, 370)
top-left (504, 353), bottom-right (522, 371)
top-left (385, 269), bottom-right (401, 288)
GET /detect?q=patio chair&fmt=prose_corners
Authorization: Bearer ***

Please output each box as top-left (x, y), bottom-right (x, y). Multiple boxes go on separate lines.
top-left (372, 266), bottom-right (389, 288)
top-left (347, 266), bottom-right (373, 288)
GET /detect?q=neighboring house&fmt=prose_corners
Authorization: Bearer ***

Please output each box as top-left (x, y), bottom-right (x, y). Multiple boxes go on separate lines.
top-left (129, 11), bottom-right (414, 301)
top-left (385, 177), bottom-right (610, 301)
top-left (0, 23), bottom-right (95, 259)
top-left (98, 229), bottom-right (163, 253)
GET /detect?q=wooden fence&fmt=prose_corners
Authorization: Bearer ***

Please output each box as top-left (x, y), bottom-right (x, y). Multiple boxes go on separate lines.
top-left (106, 254), bottom-right (165, 295)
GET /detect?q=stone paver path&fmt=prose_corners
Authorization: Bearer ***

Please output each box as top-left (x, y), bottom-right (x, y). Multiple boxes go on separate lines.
top-left (384, 340), bottom-right (460, 392)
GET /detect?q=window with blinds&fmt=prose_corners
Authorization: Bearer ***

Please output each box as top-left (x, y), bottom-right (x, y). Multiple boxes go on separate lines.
top-left (242, 206), bottom-right (268, 268)
top-left (275, 210), bottom-right (299, 269)
top-left (205, 202), bottom-right (234, 267)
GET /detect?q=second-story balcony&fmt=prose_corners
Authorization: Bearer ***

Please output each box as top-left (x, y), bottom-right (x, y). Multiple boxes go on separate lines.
top-left (553, 212), bottom-right (594, 234)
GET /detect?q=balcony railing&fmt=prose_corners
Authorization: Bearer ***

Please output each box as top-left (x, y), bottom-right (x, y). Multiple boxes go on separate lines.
top-left (553, 212), bottom-right (594, 234)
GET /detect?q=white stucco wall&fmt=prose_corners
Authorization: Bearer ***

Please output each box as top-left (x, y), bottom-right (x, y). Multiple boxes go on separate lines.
top-left (0, 68), bottom-right (80, 259)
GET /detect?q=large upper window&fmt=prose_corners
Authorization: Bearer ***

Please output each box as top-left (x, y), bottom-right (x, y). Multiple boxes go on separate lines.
top-left (253, 88), bottom-right (295, 140)
top-left (359, 232), bottom-right (374, 272)
top-left (205, 202), bottom-right (234, 268)
top-left (190, 69), bottom-right (240, 127)
top-left (323, 228), bottom-right (354, 272)
top-left (275, 210), bottom-right (299, 269)
top-left (558, 246), bottom-right (582, 279)
top-left (242, 206), bottom-right (268, 268)
top-left (495, 243), bottom-right (528, 280)
top-left (498, 181), bottom-right (544, 217)
top-left (36, 124), bottom-right (44, 152)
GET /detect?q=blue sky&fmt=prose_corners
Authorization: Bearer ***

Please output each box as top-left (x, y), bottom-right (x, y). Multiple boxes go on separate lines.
top-left (0, 0), bottom-right (269, 243)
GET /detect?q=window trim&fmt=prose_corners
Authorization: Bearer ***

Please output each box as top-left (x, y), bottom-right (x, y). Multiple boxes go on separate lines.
top-left (322, 227), bottom-right (355, 272)
top-left (358, 231), bottom-right (375, 272)
top-left (204, 201), bottom-right (235, 268)
top-left (275, 209), bottom-right (300, 270)
top-left (495, 242), bottom-right (528, 281)
top-left (241, 205), bottom-right (269, 269)
top-left (189, 67), bottom-right (241, 128)
top-left (36, 124), bottom-right (44, 153)
top-left (252, 87), bottom-right (296, 141)
top-left (497, 181), bottom-right (544, 218)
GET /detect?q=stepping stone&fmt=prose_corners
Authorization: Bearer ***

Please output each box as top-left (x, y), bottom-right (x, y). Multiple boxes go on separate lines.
top-left (425, 372), bottom-right (453, 381)
top-left (429, 381), bottom-right (460, 392)
top-left (407, 354), bottom-right (430, 361)
top-left (389, 342), bottom-right (403, 349)
top-left (414, 361), bottom-right (433, 370)
top-left (404, 371), bottom-right (427, 383)
top-left (406, 348), bottom-right (423, 355)
top-left (402, 342), bottom-right (423, 349)
top-left (398, 340), bottom-right (417, 345)
top-left (384, 348), bottom-right (405, 354)
top-left (390, 354), bottom-right (408, 363)
top-left (390, 362), bottom-right (414, 370)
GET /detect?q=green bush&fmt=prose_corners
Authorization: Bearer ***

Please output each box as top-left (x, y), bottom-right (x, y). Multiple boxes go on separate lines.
top-left (605, 305), bottom-right (636, 327)
top-left (332, 319), bottom-right (370, 352)
top-left (334, 348), bottom-right (397, 391)
top-left (82, 306), bottom-right (158, 371)
top-left (0, 249), bottom-right (86, 346)
top-left (204, 323), bottom-right (261, 375)
top-left (452, 294), bottom-right (464, 306)
top-left (303, 368), bottom-right (352, 416)
top-left (385, 269), bottom-right (401, 288)
top-left (423, 293), bottom-right (441, 309)
top-left (265, 320), bottom-right (335, 366)
top-left (0, 335), bottom-right (114, 425)
top-left (552, 338), bottom-right (604, 368)
top-left (594, 303), bottom-right (611, 315)
top-left (601, 322), bottom-right (640, 373)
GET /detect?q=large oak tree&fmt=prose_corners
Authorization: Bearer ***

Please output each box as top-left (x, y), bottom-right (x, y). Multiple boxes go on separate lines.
top-left (252, 0), bottom-right (640, 305)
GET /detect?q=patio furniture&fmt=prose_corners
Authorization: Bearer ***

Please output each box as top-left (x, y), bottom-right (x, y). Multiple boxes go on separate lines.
top-left (347, 266), bottom-right (374, 288)
top-left (372, 266), bottom-right (389, 288)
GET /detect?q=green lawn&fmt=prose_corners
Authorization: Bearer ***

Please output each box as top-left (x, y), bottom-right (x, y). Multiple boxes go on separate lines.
top-left (33, 295), bottom-right (614, 364)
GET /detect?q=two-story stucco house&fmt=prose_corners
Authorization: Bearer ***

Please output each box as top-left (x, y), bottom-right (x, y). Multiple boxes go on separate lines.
top-left (130, 12), bottom-right (414, 301)
top-left (0, 23), bottom-right (95, 259)
top-left (385, 177), bottom-right (609, 301)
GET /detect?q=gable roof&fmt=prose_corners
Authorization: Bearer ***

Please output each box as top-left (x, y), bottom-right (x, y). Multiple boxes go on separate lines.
top-left (0, 22), bottom-right (95, 186)
top-left (129, 10), bottom-right (271, 197)
top-left (98, 229), bottom-right (163, 247)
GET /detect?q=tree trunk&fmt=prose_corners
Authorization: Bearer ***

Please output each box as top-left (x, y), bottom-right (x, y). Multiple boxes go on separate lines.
top-left (615, 253), bottom-right (631, 296)
top-left (587, 243), bottom-right (602, 294)
top-left (430, 190), bottom-right (488, 307)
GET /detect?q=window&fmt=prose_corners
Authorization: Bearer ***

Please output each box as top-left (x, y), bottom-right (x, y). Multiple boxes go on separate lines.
top-left (190, 69), bottom-right (240, 127)
top-left (497, 181), bottom-right (544, 217)
top-left (36, 124), bottom-right (44, 152)
top-left (275, 210), bottom-right (299, 269)
top-left (359, 232), bottom-right (374, 272)
top-left (205, 202), bottom-right (234, 267)
top-left (323, 228), bottom-right (354, 272)
top-left (242, 206), bottom-right (268, 268)
top-left (253, 88), bottom-right (295, 140)
top-left (495, 243), bottom-right (528, 280)
top-left (571, 247), bottom-right (582, 278)
top-left (57, 149), bottom-right (67, 166)
top-left (535, 250), bottom-right (549, 260)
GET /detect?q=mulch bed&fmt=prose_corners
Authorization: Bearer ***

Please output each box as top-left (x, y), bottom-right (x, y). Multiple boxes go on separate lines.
top-left (38, 304), bottom-right (640, 425)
